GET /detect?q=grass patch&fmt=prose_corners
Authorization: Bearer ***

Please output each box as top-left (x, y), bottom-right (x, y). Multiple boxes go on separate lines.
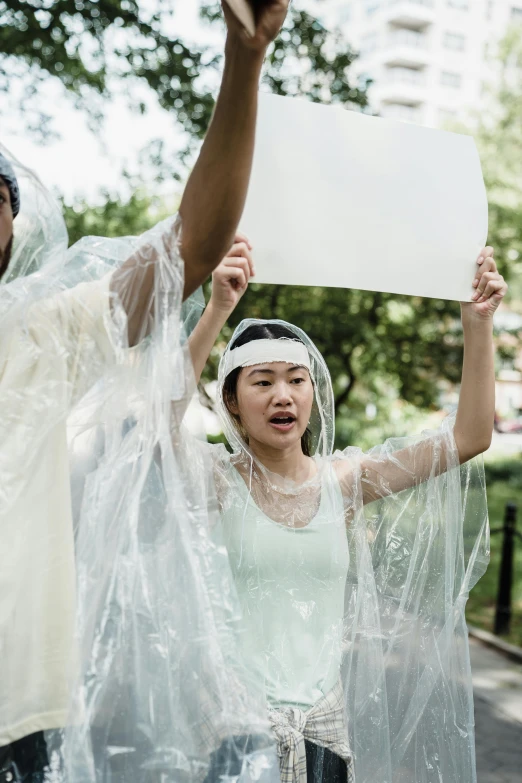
top-left (466, 458), bottom-right (522, 648)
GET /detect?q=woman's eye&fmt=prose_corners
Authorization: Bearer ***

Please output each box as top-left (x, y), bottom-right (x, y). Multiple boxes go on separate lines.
top-left (291, 378), bottom-right (305, 384)
top-left (255, 381), bottom-right (270, 387)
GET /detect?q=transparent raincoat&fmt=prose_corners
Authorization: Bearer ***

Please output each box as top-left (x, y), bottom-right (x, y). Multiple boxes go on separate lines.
top-left (201, 318), bottom-right (489, 783)
top-left (0, 143), bottom-right (489, 783)
top-left (0, 145), bottom-right (279, 782)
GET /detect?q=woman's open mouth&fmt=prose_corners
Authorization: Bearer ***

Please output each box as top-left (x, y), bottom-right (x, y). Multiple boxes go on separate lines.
top-left (268, 415), bottom-right (296, 432)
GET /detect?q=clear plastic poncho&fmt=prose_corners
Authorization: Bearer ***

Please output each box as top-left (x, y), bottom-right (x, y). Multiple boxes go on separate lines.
top-left (204, 317), bottom-right (489, 783)
top-left (0, 145), bottom-right (280, 782)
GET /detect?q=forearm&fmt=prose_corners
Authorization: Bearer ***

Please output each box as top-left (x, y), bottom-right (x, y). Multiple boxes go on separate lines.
top-left (189, 302), bottom-right (231, 384)
top-left (179, 36), bottom-right (264, 300)
top-left (454, 307), bottom-right (495, 463)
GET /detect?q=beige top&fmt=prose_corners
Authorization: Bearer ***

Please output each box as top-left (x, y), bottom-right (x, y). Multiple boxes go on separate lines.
top-left (0, 275), bottom-right (114, 745)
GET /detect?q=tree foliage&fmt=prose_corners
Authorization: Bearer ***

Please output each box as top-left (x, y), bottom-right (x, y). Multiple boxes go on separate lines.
top-left (1, 1), bottom-right (368, 146)
top-left (474, 25), bottom-right (522, 305)
top-left (63, 191), bottom-right (167, 245)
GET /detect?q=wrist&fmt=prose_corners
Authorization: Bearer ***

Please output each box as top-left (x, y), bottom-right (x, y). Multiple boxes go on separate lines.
top-left (224, 33), bottom-right (265, 74)
top-left (207, 298), bottom-right (234, 323)
top-left (460, 304), bottom-right (494, 331)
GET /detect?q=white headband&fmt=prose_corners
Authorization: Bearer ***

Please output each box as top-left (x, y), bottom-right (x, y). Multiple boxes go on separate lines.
top-left (224, 339), bottom-right (311, 376)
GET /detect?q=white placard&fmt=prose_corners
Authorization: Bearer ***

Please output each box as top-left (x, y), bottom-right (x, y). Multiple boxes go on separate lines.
top-left (241, 93), bottom-right (488, 301)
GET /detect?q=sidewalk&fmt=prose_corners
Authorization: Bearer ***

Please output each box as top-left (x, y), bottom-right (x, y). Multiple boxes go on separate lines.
top-left (470, 636), bottom-right (522, 783)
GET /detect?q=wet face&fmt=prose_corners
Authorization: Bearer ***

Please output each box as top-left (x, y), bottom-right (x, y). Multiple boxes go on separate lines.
top-left (231, 362), bottom-right (314, 453)
top-left (0, 177), bottom-right (14, 279)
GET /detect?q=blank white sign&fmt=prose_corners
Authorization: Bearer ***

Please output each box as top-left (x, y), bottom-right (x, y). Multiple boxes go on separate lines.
top-left (240, 93), bottom-right (488, 302)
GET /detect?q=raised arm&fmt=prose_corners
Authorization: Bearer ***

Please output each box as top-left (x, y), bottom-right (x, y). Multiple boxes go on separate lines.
top-left (453, 247), bottom-right (506, 461)
top-left (338, 248), bottom-right (507, 505)
top-left (188, 233), bottom-right (254, 384)
top-left (111, 1), bottom-right (289, 346)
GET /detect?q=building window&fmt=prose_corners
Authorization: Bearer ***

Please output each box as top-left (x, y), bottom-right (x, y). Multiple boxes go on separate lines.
top-left (441, 71), bottom-right (462, 88)
top-left (387, 66), bottom-right (425, 86)
top-left (512, 7), bottom-right (522, 20)
top-left (390, 28), bottom-right (427, 49)
top-left (443, 32), bottom-right (466, 51)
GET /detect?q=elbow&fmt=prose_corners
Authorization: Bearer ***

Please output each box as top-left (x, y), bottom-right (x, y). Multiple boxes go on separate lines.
top-left (456, 434), bottom-right (492, 465)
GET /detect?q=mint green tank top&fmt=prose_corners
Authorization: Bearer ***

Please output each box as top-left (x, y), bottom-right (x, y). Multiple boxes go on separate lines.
top-left (221, 462), bottom-right (349, 710)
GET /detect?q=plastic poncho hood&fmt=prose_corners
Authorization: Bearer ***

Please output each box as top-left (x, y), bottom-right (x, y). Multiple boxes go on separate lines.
top-left (217, 318), bottom-right (335, 461)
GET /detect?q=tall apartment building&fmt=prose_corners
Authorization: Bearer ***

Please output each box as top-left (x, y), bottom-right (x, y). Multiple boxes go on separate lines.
top-left (315, 0), bottom-right (522, 127)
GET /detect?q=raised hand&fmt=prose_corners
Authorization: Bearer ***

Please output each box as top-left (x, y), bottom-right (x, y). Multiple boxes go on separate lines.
top-left (210, 232), bottom-right (255, 315)
top-left (465, 246), bottom-right (508, 319)
top-left (222, 0), bottom-right (290, 51)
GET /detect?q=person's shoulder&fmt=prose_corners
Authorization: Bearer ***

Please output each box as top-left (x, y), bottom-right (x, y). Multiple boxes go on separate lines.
top-left (27, 273), bottom-right (113, 324)
top-left (330, 447), bottom-right (362, 473)
top-left (328, 452), bottom-right (362, 501)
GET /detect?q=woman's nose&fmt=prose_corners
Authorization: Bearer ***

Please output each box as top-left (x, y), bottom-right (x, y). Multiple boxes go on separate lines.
top-left (272, 383), bottom-right (293, 405)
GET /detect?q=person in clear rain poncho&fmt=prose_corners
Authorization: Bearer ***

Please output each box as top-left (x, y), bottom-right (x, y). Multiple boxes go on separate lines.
top-left (185, 239), bottom-right (507, 783)
top-left (0, 3), bottom-right (292, 782)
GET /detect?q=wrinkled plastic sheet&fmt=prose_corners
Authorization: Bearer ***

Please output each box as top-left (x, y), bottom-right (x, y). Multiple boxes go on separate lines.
top-left (0, 146), bottom-right (489, 783)
top-left (0, 145), bottom-right (278, 781)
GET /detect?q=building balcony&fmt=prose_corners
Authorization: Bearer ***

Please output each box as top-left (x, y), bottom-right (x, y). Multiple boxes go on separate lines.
top-left (382, 0), bottom-right (435, 29)
top-left (375, 83), bottom-right (425, 107)
top-left (373, 66), bottom-right (426, 105)
top-left (381, 29), bottom-right (430, 68)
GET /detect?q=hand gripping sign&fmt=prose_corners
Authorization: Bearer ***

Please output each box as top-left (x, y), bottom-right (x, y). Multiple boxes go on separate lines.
top-left (240, 93), bottom-right (488, 302)
top-left (224, 0), bottom-right (256, 37)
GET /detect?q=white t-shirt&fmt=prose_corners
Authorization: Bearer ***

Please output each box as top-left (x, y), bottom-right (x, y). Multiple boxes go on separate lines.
top-left (0, 275), bottom-right (115, 745)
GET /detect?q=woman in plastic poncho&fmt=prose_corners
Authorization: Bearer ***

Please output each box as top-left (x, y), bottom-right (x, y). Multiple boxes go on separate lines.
top-left (188, 235), bottom-right (506, 783)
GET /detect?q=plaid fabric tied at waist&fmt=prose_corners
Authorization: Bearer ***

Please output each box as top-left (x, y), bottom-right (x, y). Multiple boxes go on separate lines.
top-left (267, 681), bottom-right (354, 783)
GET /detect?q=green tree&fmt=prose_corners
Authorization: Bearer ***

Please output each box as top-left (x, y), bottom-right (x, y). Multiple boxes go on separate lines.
top-left (474, 25), bottom-right (522, 306)
top-left (2, 1), bottom-right (368, 150)
top-left (63, 192), bottom-right (169, 245)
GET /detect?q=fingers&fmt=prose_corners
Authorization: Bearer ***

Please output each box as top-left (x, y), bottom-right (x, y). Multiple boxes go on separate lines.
top-left (473, 271), bottom-right (507, 303)
top-left (473, 256), bottom-right (496, 286)
top-left (233, 231), bottom-right (252, 250)
top-left (480, 277), bottom-right (507, 303)
top-left (472, 247), bottom-right (499, 300)
top-left (225, 241), bottom-right (255, 277)
top-left (215, 253), bottom-right (252, 288)
top-left (222, 264), bottom-right (248, 290)
top-left (477, 246), bottom-right (494, 266)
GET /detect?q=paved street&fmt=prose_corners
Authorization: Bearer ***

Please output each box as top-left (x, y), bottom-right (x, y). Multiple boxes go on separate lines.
top-left (470, 637), bottom-right (522, 783)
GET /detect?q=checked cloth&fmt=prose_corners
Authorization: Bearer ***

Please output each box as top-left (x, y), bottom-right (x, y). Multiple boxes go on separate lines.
top-left (267, 681), bottom-right (354, 783)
